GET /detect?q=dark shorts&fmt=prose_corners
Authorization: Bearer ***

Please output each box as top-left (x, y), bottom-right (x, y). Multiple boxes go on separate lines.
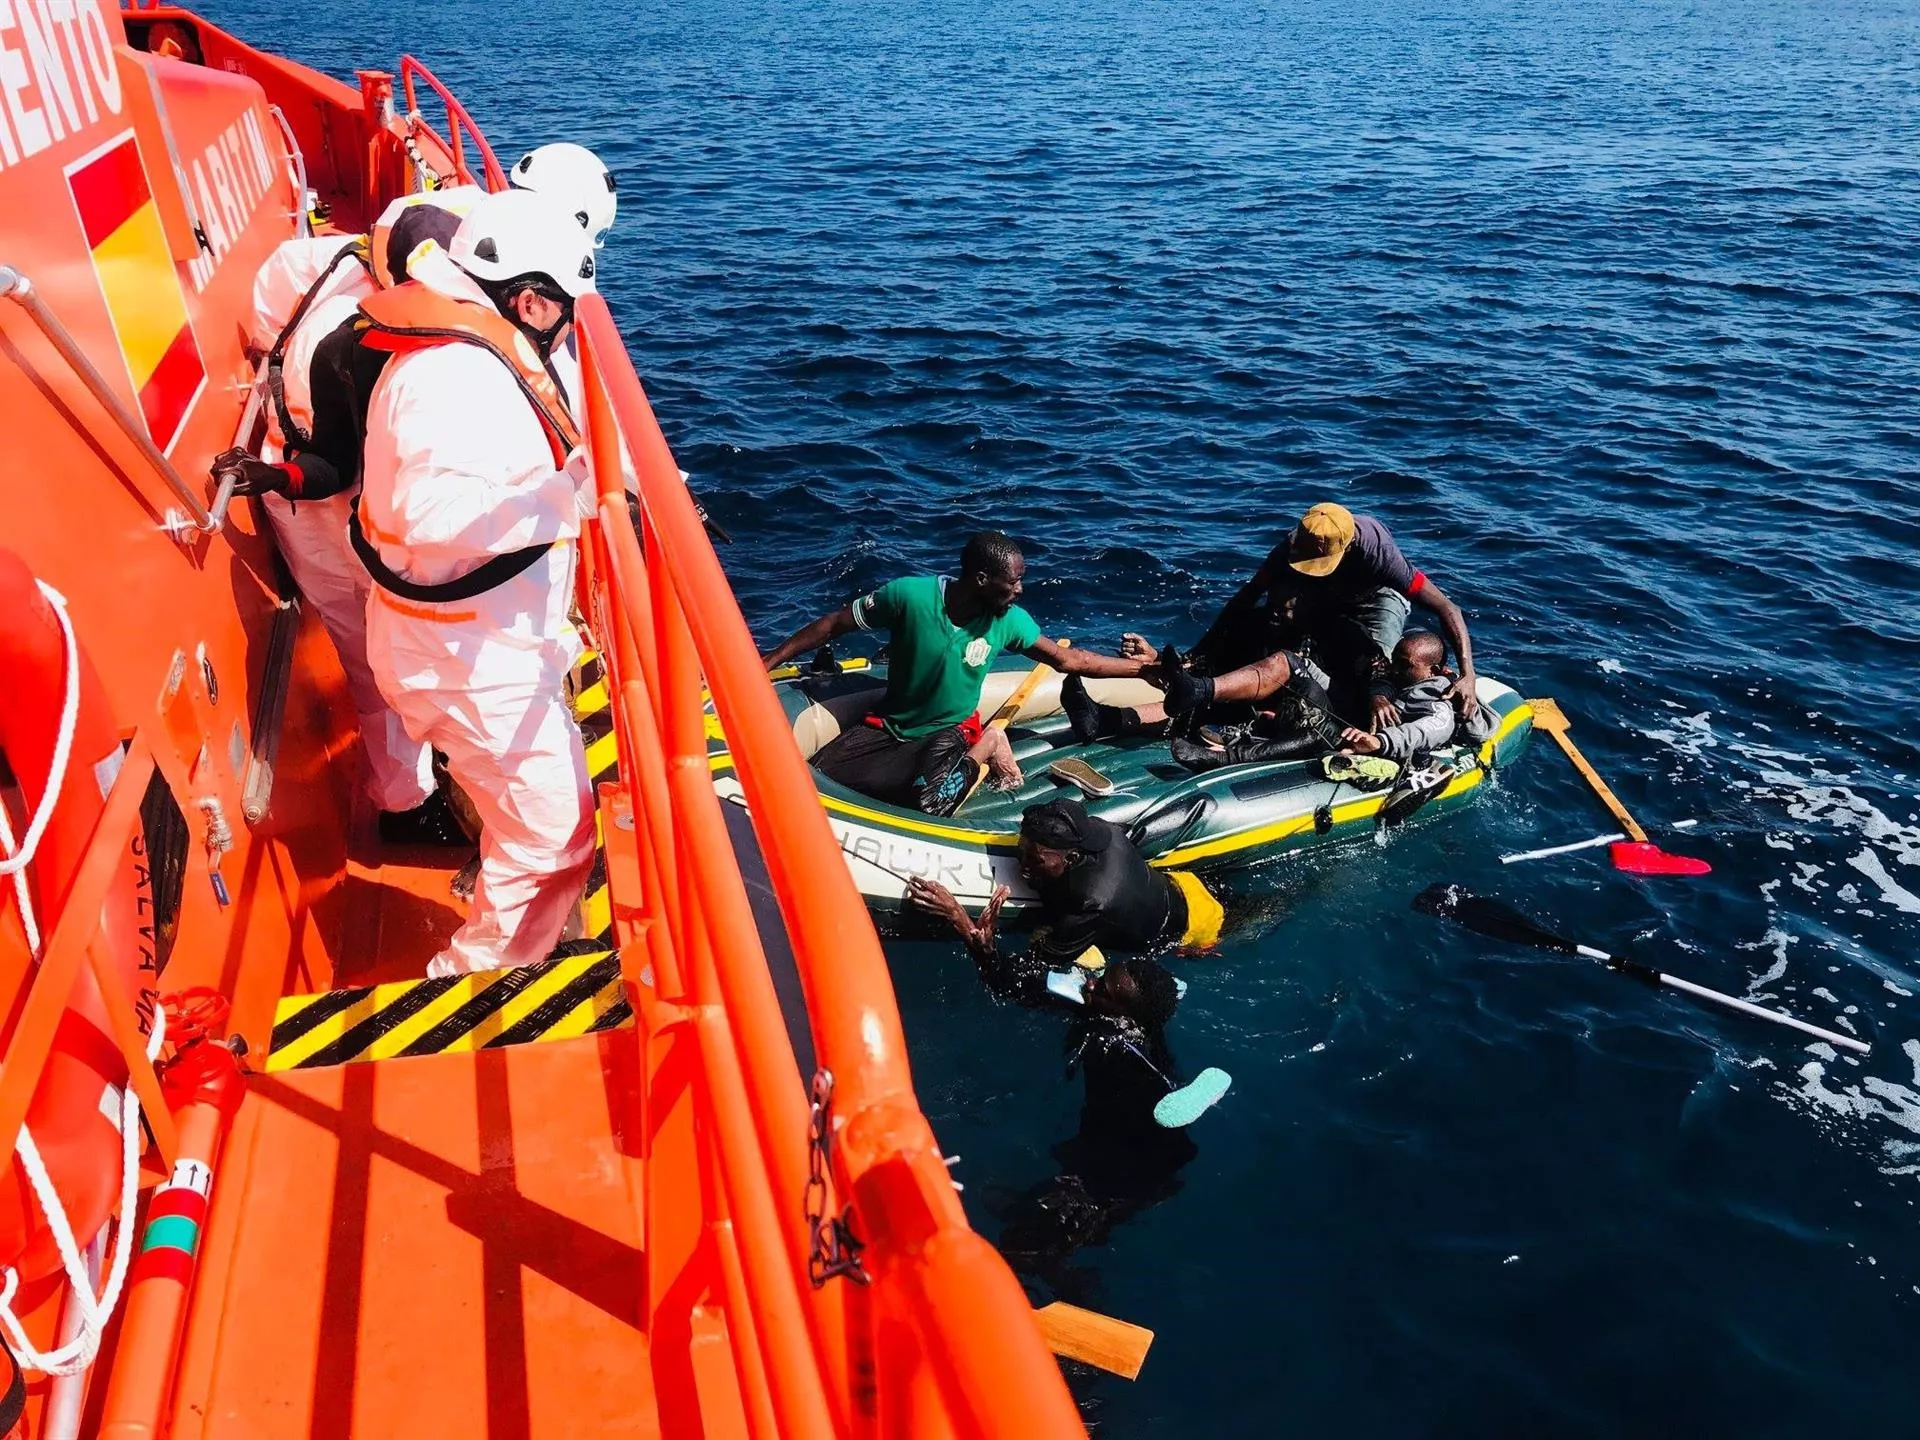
top-left (812, 721), bottom-right (979, 816)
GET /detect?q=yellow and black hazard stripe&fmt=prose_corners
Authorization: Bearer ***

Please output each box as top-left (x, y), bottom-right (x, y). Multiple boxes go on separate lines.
top-left (267, 951), bottom-right (631, 1071)
top-left (572, 652), bottom-right (617, 947)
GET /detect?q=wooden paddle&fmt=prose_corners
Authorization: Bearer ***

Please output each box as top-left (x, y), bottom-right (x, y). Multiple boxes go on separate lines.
top-left (1034, 1300), bottom-right (1155, 1380)
top-left (1526, 698), bottom-right (1709, 875)
top-left (955, 641), bottom-right (1070, 811)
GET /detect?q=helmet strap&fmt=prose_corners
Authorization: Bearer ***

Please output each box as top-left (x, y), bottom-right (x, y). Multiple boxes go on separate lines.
top-left (478, 277), bottom-right (575, 358)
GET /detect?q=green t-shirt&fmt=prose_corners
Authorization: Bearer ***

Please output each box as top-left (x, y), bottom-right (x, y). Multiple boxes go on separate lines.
top-left (850, 576), bottom-right (1042, 739)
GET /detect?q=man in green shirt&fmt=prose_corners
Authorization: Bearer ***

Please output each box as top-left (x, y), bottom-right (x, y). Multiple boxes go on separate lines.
top-left (760, 532), bottom-right (1149, 815)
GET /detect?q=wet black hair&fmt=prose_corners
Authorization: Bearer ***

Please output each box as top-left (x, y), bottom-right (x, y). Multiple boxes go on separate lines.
top-left (1107, 957), bottom-right (1180, 1029)
top-left (1020, 797), bottom-right (1113, 854)
top-left (959, 530), bottom-right (1023, 582)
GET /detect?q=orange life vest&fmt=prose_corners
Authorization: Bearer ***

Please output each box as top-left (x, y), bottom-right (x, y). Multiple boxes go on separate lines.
top-left (356, 283), bottom-right (580, 463)
top-left (348, 283), bottom-right (583, 606)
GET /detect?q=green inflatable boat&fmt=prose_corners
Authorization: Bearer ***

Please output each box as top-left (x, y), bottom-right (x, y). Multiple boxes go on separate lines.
top-left (709, 657), bottom-right (1533, 922)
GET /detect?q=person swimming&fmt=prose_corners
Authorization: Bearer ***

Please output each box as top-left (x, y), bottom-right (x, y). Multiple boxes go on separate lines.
top-left (908, 796), bottom-right (1224, 963)
top-left (911, 798), bottom-right (1230, 1267)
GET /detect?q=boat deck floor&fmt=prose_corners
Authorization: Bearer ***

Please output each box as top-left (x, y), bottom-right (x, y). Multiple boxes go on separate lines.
top-left (172, 1029), bottom-right (661, 1439)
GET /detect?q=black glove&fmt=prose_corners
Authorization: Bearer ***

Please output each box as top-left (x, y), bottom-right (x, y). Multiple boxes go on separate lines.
top-left (210, 447), bottom-right (293, 498)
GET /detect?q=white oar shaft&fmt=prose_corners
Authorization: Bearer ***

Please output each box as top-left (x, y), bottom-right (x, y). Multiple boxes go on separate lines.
top-left (1501, 832), bottom-right (1626, 865)
top-left (1653, 972), bottom-right (1871, 1055)
top-left (1575, 938), bottom-right (1869, 1053)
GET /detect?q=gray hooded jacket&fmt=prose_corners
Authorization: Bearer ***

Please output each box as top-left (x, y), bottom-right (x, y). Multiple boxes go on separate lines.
top-left (1373, 676), bottom-right (1497, 761)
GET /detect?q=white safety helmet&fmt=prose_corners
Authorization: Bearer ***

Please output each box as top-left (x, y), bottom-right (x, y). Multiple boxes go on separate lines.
top-left (448, 189), bottom-right (598, 301)
top-left (509, 142), bottom-right (617, 249)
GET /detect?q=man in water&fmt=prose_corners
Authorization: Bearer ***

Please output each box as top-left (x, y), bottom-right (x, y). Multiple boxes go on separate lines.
top-left (907, 795), bottom-right (1224, 963)
top-left (760, 532), bottom-right (1150, 815)
top-left (910, 802), bottom-right (1217, 1264)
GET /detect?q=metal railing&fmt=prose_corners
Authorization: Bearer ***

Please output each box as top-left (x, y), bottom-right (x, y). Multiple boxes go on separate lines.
top-left (573, 296), bottom-right (1086, 1438)
top-left (0, 267), bottom-right (235, 544)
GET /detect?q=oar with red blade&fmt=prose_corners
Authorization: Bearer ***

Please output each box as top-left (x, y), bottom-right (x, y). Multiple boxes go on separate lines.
top-left (1527, 698), bottom-right (1710, 876)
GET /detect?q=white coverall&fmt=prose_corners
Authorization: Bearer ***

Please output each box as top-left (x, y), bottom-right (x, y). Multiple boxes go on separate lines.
top-left (248, 238), bottom-right (434, 814)
top-left (358, 252), bottom-right (595, 976)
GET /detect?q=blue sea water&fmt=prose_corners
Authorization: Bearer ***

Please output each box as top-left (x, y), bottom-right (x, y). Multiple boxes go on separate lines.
top-left (206, 0), bottom-right (1920, 1432)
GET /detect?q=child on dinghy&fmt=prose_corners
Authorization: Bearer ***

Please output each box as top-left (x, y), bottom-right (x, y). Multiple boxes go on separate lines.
top-left (1337, 631), bottom-right (1496, 760)
top-left (1169, 630), bottom-right (1495, 773)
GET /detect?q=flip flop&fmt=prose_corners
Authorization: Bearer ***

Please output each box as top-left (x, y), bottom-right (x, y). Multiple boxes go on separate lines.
top-left (1154, 1066), bottom-right (1233, 1127)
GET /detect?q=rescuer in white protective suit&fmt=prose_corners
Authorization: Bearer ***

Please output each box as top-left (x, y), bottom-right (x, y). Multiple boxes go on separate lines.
top-left (354, 189), bottom-right (602, 977)
top-left (213, 147), bottom-right (625, 845)
top-left (215, 193), bottom-right (481, 841)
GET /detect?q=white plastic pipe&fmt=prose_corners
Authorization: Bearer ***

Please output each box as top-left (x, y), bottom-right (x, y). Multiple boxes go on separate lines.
top-left (1500, 832), bottom-right (1625, 865)
top-left (42, 1232), bottom-right (104, 1440)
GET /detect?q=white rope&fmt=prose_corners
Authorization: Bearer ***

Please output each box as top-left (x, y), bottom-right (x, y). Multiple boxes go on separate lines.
top-left (0, 582), bottom-right (81, 879)
top-left (0, 589), bottom-right (160, 1375)
top-left (0, 1002), bottom-right (164, 1377)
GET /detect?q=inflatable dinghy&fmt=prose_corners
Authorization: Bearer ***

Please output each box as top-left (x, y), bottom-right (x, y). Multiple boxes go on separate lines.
top-left (709, 657), bottom-right (1533, 922)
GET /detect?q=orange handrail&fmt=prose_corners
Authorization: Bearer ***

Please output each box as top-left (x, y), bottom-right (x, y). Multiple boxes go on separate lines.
top-left (397, 56), bottom-right (508, 192)
top-left (0, 732), bottom-right (175, 1177)
top-left (573, 297), bottom-right (1085, 1437)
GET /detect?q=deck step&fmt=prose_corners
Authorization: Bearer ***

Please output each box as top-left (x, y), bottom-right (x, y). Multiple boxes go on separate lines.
top-left (268, 952), bottom-right (630, 1071)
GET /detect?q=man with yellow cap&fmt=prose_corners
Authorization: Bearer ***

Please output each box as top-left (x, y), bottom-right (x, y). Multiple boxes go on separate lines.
top-left (1119, 502), bottom-right (1477, 732)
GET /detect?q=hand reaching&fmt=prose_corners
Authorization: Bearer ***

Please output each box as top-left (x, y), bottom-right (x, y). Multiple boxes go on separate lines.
top-left (1449, 668), bottom-right (1479, 717)
top-left (907, 878), bottom-right (1009, 956)
top-left (1368, 692), bottom-right (1399, 732)
top-left (210, 447), bottom-right (291, 498)
top-left (1340, 726), bottom-right (1385, 755)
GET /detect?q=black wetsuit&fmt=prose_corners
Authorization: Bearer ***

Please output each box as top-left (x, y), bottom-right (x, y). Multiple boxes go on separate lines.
top-left (974, 937), bottom-right (1198, 1265)
top-left (280, 317), bottom-right (392, 501)
top-left (1027, 821), bottom-right (1188, 966)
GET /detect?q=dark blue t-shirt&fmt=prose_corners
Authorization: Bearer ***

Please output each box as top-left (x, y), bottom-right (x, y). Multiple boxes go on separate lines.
top-left (1264, 514), bottom-right (1423, 604)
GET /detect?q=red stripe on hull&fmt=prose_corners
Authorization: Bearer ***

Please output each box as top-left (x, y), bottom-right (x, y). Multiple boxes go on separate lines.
top-left (68, 136), bottom-right (151, 250)
top-left (138, 325), bottom-right (205, 452)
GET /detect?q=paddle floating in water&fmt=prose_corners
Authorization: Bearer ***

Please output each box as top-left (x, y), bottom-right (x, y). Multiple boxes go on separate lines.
top-left (1033, 1301), bottom-right (1155, 1380)
top-left (1415, 884), bottom-right (1870, 1055)
top-left (1526, 698), bottom-right (1711, 876)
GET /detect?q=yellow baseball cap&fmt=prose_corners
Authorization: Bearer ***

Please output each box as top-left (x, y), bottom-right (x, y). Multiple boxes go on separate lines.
top-left (1288, 502), bottom-right (1356, 576)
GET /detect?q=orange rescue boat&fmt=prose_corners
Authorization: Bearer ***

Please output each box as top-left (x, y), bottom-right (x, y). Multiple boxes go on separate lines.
top-left (0, 2), bottom-right (1089, 1433)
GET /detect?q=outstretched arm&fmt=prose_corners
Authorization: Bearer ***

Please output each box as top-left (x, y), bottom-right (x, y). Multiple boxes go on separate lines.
top-left (760, 606), bottom-right (858, 670)
top-left (1412, 580), bottom-right (1477, 715)
top-left (1025, 635), bottom-right (1147, 679)
top-left (907, 881), bottom-right (1055, 1003)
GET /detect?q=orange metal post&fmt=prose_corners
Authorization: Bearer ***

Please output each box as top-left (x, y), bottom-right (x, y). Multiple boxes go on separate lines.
top-left (679, 909), bottom-right (836, 1440)
top-left (0, 738), bottom-right (158, 1176)
top-left (97, 1027), bottom-right (244, 1440)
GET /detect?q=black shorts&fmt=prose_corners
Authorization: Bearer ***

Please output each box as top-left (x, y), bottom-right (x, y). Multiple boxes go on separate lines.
top-left (812, 721), bottom-right (979, 816)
